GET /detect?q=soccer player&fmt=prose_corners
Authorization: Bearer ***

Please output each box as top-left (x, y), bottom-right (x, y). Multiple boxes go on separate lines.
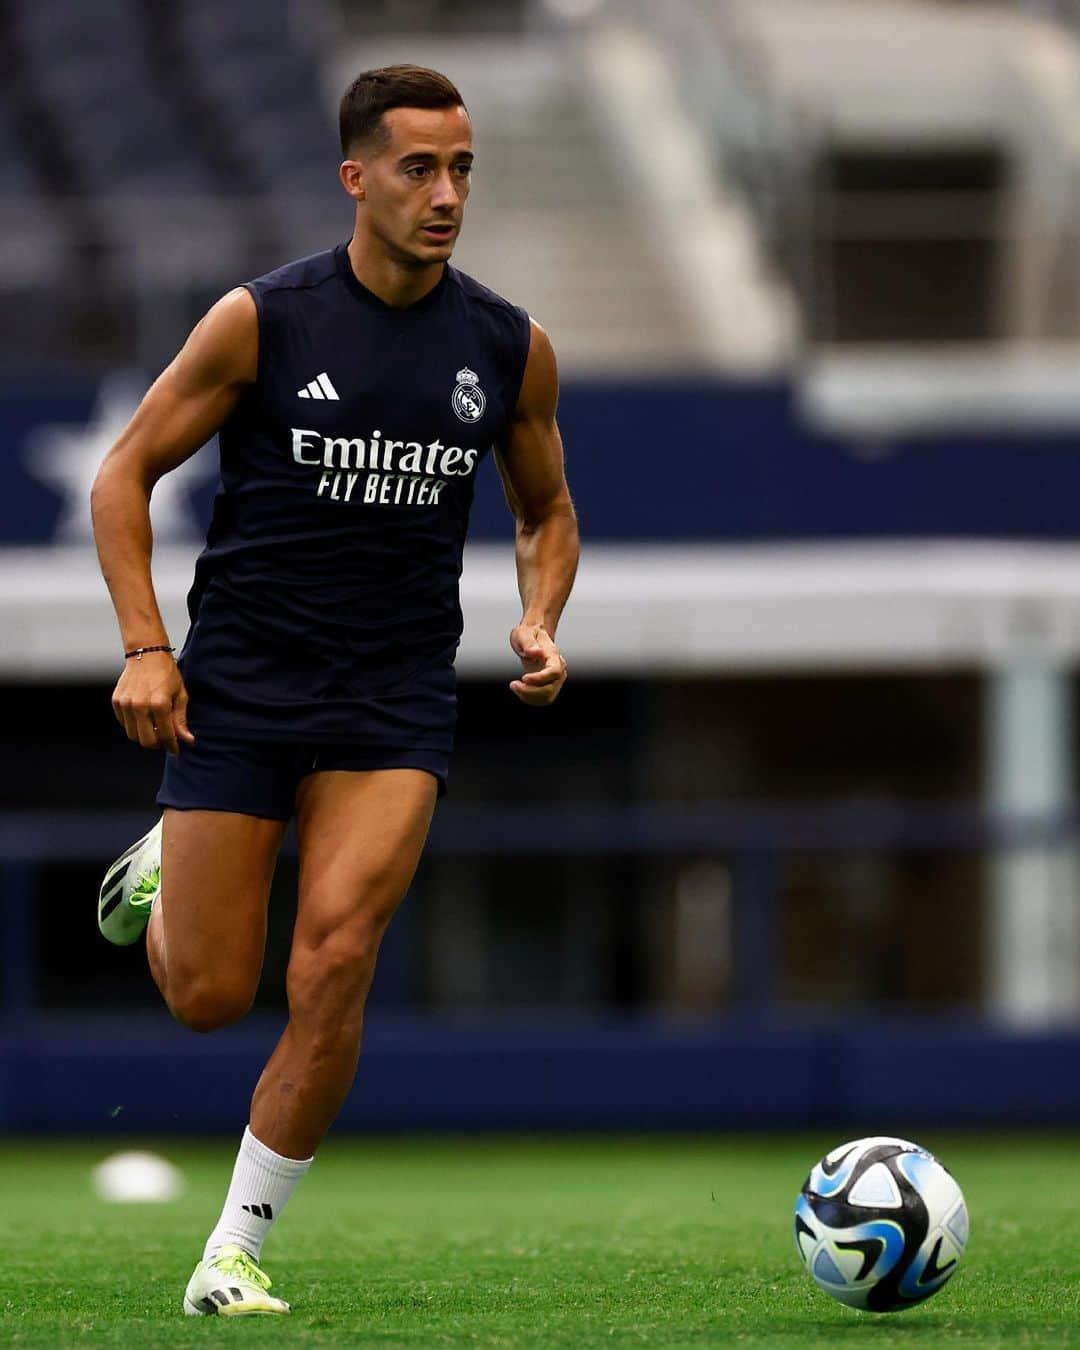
top-left (90, 66), bottom-right (578, 1317)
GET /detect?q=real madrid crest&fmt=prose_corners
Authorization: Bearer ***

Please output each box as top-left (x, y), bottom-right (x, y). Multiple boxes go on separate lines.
top-left (451, 366), bottom-right (486, 423)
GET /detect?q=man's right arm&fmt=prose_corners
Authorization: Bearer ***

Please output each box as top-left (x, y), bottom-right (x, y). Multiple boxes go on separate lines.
top-left (89, 286), bottom-right (258, 755)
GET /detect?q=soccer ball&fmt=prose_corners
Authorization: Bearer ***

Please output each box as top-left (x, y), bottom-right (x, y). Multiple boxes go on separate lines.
top-left (91, 1150), bottom-right (183, 1203)
top-left (794, 1136), bottom-right (968, 1312)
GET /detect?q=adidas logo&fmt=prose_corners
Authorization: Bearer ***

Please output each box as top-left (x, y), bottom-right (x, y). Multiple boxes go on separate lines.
top-left (297, 372), bottom-right (339, 401)
top-left (241, 1202), bottom-right (274, 1220)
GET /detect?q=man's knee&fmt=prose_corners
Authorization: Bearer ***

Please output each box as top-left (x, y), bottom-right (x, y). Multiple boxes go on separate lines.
top-left (287, 922), bottom-right (384, 1021)
top-left (167, 973), bottom-right (255, 1033)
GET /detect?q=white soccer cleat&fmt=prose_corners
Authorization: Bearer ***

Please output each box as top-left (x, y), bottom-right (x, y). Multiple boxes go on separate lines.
top-left (183, 1244), bottom-right (291, 1317)
top-left (97, 818), bottom-right (162, 946)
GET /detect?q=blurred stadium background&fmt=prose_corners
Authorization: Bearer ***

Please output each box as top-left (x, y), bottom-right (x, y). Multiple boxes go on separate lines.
top-left (3, 0), bottom-right (1080, 1135)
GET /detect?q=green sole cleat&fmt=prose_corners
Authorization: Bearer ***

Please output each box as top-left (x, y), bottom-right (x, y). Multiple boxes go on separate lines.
top-left (97, 819), bottom-right (162, 946)
top-left (183, 1244), bottom-right (291, 1317)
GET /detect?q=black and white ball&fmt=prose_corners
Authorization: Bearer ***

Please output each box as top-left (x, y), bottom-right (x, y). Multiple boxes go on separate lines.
top-left (794, 1136), bottom-right (969, 1312)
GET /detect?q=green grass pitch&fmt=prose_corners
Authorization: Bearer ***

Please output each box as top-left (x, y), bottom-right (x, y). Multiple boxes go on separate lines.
top-left (2, 1134), bottom-right (1078, 1347)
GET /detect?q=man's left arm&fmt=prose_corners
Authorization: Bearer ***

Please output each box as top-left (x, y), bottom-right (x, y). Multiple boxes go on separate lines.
top-left (494, 318), bottom-right (580, 706)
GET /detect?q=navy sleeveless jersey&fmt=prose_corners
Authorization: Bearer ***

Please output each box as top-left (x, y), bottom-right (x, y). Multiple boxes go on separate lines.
top-left (177, 243), bottom-right (531, 747)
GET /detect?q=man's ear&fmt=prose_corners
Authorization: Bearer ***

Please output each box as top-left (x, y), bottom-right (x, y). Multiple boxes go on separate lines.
top-left (339, 158), bottom-right (365, 202)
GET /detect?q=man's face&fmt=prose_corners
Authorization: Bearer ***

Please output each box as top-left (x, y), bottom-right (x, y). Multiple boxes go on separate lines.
top-left (350, 105), bottom-right (473, 266)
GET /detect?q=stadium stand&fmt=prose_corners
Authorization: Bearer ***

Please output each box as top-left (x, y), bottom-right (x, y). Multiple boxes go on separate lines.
top-left (10, 0), bottom-right (216, 197)
top-left (0, 0), bottom-right (348, 365)
top-left (0, 93), bottom-right (65, 291)
top-left (168, 0), bottom-right (344, 252)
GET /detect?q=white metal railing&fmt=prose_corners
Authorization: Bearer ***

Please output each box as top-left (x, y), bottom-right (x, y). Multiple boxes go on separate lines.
top-left (7, 540), bottom-right (1080, 680)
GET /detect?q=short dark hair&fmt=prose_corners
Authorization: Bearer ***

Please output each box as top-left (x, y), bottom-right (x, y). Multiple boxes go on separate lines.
top-left (339, 65), bottom-right (466, 155)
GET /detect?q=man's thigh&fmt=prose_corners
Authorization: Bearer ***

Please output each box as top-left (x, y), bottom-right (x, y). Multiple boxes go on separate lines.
top-left (157, 734), bottom-right (306, 988)
top-left (292, 768), bottom-right (439, 950)
top-left (160, 808), bottom-right (286, 990)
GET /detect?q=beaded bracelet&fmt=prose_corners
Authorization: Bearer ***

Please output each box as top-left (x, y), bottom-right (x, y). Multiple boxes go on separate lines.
top-left (124, 645), bottom-right (175, 660)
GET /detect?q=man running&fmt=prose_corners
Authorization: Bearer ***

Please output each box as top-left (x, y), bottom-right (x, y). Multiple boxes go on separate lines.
top-left (91, 65), bottom-right (578, 1317)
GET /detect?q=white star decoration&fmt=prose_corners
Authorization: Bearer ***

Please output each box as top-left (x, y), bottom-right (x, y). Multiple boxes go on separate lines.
top-left (22, 371), bottom-right (215, 544)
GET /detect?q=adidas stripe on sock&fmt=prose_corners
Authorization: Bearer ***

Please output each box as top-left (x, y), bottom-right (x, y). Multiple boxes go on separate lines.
top-left (202, 1125), bottom-right (313, 1263)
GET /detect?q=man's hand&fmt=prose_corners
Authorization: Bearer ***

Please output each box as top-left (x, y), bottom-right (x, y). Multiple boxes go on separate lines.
top-left (509, 623), bottom-right (567, 706)
top-left (111, 652), bottom-right (195, 756)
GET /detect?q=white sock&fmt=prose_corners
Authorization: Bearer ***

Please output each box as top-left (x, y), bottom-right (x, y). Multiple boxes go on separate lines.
top-left (202, 1126), bottom-right (313, 1263)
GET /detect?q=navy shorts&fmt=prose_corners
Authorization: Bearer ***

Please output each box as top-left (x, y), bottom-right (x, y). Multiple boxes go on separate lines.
top-left (157, 735), bottom-right (448, 821)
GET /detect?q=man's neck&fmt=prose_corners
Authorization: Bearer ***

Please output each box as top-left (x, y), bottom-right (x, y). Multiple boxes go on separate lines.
top-left (346, 236), bottom-right (444, 309)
